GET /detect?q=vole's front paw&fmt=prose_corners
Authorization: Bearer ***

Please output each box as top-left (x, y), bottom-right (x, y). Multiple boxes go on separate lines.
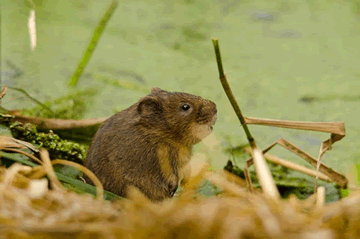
top-left (168, 181), bottom-right (178, 197)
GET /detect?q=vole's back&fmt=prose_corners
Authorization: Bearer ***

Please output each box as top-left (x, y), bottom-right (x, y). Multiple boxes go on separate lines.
top-left (84, 88), bottom-right (217, 201)
top-left (85, 107), bottom-right (172, 200)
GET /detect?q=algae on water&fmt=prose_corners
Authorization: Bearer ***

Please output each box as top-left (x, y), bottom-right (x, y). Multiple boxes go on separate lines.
top-left (0, 114), bottom-right (86, 164)
top-left (15, 88), bottom-right (102, 143)
top-left (20, 88), bottom-right (99, 120)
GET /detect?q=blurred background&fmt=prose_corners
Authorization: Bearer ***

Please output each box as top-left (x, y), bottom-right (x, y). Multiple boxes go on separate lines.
top-left (2, 0), bottom-right (360, 175)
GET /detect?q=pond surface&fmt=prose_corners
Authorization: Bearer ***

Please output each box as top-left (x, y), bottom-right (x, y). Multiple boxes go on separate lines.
top-left (3, 0), bottom-right (360, 177)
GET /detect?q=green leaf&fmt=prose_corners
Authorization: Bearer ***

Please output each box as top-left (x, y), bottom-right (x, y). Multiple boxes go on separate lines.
top-left (53, 165), bottom-right (82, 179)
top-left (0, 124), bottom-right (12, 136)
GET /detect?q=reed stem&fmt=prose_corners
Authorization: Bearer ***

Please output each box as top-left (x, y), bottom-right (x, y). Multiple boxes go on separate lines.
top-left (68, 0), bottom-right (118, 87)
top-left (211, 38), bottom-right (256, 148)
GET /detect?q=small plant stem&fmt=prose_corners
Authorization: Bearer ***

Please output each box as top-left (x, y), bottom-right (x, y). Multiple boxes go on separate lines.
top-left (68, 0), bottom-right (118, 87)
top-left (27, 0), bottom-right (35, 8)
top-left (211, 38), bottom-right (256, 148)
top-left (7, 86), bottom-right (54, 115)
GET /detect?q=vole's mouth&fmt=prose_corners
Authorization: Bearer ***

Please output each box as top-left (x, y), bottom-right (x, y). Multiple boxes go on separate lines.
top-left (208, 114), bottom-right (217, 131)
top-left (192, 114), bottom-right (217, 141)
top-left (197, 113), bottom-right (217, 129)
top-left (210, 114), bottom-right (217, 127)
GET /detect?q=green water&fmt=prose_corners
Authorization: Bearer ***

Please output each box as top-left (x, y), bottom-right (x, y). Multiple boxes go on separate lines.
top-left (2, 0), bottom-right (360, 178)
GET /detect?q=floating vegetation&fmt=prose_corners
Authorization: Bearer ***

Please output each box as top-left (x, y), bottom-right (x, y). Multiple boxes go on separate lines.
top-left (0, 114), bottom-right (86, 164)
top-left (20, 88), bottom-right (99, 120)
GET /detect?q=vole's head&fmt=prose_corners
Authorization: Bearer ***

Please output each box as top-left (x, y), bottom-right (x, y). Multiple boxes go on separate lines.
top-left (137, 87), bottom-right (217, 145)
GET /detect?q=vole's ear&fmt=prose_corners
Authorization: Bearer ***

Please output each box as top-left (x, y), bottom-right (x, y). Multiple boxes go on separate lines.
top-left (138, 96), bottom-right (162, 116)
top-left (151, 87), bottom-right (166, 94)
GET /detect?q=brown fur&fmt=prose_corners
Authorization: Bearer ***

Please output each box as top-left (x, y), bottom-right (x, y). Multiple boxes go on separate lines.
top-left (84, 87), bottom-right (217, 201)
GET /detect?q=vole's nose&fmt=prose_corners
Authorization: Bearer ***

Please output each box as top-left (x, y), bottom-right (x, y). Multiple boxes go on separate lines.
top-left (210, 101), bottom-right (217, 115)
top-left (213, 107), bottom-right (217, 115)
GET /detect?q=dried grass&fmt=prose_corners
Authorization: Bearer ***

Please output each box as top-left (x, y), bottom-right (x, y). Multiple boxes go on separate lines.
top-left (0, 156), bottom-right (360, 238)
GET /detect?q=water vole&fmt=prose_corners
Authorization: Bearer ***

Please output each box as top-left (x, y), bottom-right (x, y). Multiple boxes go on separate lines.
top-left (84, 87), bottom-right (217, 201)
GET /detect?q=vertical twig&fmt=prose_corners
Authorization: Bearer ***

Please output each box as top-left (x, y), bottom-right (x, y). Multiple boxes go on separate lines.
top-left (39, 149), bottom-right (64, 191)
top-left (252, 148), bottom-right (280, 199)
top-left (314, 143), bottom-right (331, 192)
top-left (243, 166), bottom-right (254, 192)
top-left (315, 186), bottom-right (325, 210)
top-left (211, 38), bottom-right (280, 200)
top-left (68, 0), bottom-right (118, 87)
top-left (211, 38), bottom-right (256, 148)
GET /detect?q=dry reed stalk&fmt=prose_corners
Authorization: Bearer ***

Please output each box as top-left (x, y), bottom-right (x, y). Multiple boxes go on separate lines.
top-left (265, 154), bottom-right (331, 182)
top-left (9, 113), bottom-right (107, 130)
top-left (27, 9), bottom-right (36, 51)
top-left (244, 117), bottom-right (345, 135)
top-left (252, 148), bottom-right (280, 199)
top-left (276, 139), bottom-right (347, 187)
top-left (0, 136), bottom-right (27, 150)
top-left (316, 186), bottom-right (325, 211)
top-left (0, 86), bottom-right (8, 99)
top-left (39, 149), bottom-right (63, 191)
top-left (51, 159), bottom-right (104, 200)
top-left (3, 164), bottom-right (32, 189)
top-left (244, 117), bottom-right (347, 188)
top-left (1, 148), bottom-right (42, 165)
top-left (244, 166), bottom-right (254, 192)
top-left (244, 147), bottom-right (331, 182)
top-left (0, 136), bottom-right (39, 153)
top-left (246, 138), bottom-right (348, 188)
top-left (211, 39), bottom-right (347, 192)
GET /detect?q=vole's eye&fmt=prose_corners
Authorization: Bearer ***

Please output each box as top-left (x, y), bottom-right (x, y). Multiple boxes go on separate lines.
top-left (181, 103), bottom-right (191, 111)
